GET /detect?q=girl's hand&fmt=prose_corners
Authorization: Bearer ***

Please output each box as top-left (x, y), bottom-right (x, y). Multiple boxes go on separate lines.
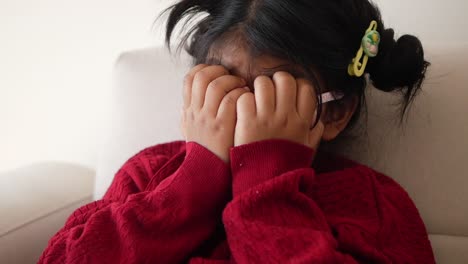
top-left (181, 64), bottom-right (248, 163)
top-left (234, 71), bottom-right (324, 148)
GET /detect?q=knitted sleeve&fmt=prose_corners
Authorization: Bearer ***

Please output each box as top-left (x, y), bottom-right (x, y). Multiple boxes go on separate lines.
top-left (222, 139), bottom-right (435, 263)
top-left (372, 172), bottom-right (435, 262)
top-left (38, 142), bottom-right (230, 264)
top-left (102, 141), bottom-right (183, 203)
top-left (222, 139), bottom-right (356, 263)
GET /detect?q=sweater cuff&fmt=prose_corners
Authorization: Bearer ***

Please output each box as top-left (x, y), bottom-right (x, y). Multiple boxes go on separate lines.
top-left (230, 139), bottom-right (315, 196)
top-left (158, 142), bottom-right (231, 211)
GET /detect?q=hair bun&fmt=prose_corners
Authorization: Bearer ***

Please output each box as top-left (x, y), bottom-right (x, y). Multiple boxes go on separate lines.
top-left (367, 29), bottom-right (429, 93)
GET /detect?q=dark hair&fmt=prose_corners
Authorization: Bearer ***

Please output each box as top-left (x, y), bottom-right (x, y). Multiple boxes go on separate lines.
top-left (161, 0), bottom-right (430, 130)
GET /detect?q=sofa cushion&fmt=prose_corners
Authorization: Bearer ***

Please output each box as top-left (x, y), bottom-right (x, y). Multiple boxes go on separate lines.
top-left (0, 162), bottom-right (95, 263)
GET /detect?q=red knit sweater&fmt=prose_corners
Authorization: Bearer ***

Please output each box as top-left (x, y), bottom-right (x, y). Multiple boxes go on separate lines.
top-left (39, 139), bottom-right (435, 263)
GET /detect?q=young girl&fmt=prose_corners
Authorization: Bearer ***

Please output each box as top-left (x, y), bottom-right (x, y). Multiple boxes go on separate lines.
top-left (39, 0), bottom-right (435, 263)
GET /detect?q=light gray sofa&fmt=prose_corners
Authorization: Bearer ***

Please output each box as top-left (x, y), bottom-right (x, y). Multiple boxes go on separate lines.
top-left (0, 163), bottom-right (94, 263)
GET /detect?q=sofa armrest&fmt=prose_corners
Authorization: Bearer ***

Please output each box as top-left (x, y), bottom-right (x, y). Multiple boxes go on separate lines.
top-left (0, 162), bottom-right (95, 264)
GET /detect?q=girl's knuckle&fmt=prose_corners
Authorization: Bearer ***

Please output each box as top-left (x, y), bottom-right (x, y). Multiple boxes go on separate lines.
top-left (207, 80), bottom-right (222, 93)
top-left (296, 119), bottom-right (309, 130)
top-left (187, 110), bottom-right (196, 121)
top-left (237, 93), bottom-right (248, 105)
top-left (276, 114), bottom-right (289, 127)
top-left (194, 70), bottom-right (208, 83)
top-left (224, 94), bottom-right (237, 105)
top-left (273, 71), bottom-right (288, 79)
top-left (212, 65), bottom-right (229, 75)
top-left (254, 76), bottom-right (271, 88)
top-left (257, 118), bottom-right (269, 128)
top-left (198, 115), bottom-right (209, 125)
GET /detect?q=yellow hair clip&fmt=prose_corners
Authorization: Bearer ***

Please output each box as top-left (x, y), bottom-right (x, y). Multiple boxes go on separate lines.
top-left (348, 20), bottom-right (380, 77)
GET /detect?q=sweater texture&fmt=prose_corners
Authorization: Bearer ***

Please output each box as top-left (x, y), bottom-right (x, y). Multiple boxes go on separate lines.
top-left (38, 139), bottom-right (435, 263)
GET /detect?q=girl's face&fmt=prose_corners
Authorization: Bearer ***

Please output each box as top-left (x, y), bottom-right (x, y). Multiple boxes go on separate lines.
top-left (207, 42), bottom-right (319, 153)
top-left (207, 42), bottom-right (306, 92)
top-left (206, 41), bottom-right (359, 148)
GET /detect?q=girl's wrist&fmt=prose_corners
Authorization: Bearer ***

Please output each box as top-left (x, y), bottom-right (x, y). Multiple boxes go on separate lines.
top-left (229, 139), bottom-right (315, 196)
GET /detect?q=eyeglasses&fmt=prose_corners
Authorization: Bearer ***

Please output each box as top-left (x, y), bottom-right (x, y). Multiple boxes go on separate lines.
top-left (318, 91), bottom-right (344, 104)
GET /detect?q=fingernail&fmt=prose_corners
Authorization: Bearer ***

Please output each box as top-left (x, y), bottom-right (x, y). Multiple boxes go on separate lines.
top-left (243, 86), bottom-right (250, 91)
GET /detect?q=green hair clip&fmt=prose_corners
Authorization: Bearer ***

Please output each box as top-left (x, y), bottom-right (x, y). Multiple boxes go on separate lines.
top-left (348, 20), bottom-right (380, 77)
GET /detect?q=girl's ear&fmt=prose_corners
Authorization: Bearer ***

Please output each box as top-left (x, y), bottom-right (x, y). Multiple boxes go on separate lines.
top-left (320, 96), bottom-right (359, 141)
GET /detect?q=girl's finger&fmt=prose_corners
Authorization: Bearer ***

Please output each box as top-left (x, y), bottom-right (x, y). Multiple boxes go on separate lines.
top-left (253, 75), bottom-right (275, 117)
top-left (296, 78), bottom-right (317, 125)
top-left (236, 92), bottom-right (256, 120)
top-left (191, 65), bottom-right (229, 110)
top-left (204, 75), bottom-right (246, 115)
top-left (183, 64), bottom-right (209, 109)
top-left (216, 88), bottom-right (249, 119)
top-left (272, 71), bottom-right (297, 114)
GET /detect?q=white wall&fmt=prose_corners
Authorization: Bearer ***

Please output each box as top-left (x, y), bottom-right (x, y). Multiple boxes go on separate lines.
top-left (1, 0), bottom-right (467, 173)
top-left (373, 0), bottom-right (468, 44)
top-left (0, 0), bottom-right (174, 172)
